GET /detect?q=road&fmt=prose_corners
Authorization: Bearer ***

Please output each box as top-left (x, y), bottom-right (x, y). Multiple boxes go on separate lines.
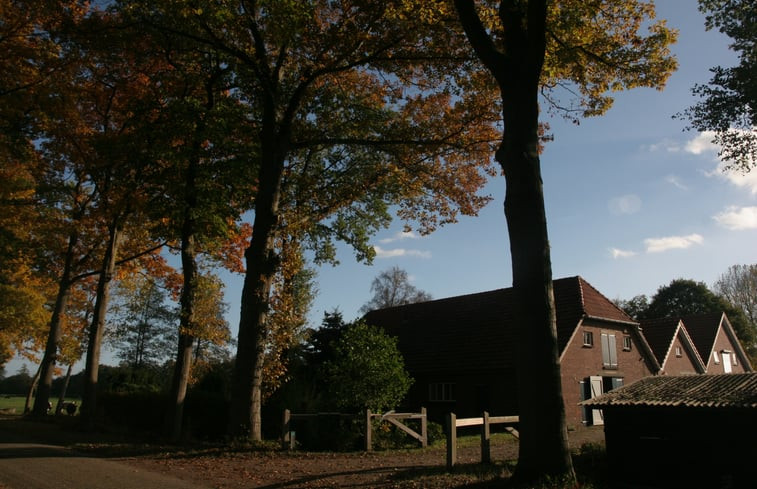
top-left (0, 441), bottom-right (212, 489)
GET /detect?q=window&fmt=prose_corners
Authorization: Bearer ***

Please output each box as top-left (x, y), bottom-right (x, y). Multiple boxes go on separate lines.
top-left (429, 383), bottom-right (456, 402)
top-left (733, 354), bottom-right (738, 366)
top-left (713, 351), bottom-right (720, 364)
top-left (622, 336), bottom-right (632, 351)
top-left (601, 333), bottom-right (618, 368)
top-left (583, 331), bottom-right (594, 347)
top-left (675, 346), bottom-right (682, 357)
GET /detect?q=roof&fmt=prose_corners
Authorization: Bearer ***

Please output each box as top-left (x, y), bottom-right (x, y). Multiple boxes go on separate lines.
top-left (680, 312), bottom-right (725, 362)
top-left (582, 373), bottom-right (757, 409)
top-left (640, 317), bottom-right (704, 371)
top-left (363, 276), bottom-right (636, 374)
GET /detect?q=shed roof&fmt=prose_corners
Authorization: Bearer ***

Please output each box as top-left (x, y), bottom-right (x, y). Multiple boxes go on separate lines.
top-left (363, 276), bottom-right (636, 374)
top-left (582, 373), bottom-right (757, 409)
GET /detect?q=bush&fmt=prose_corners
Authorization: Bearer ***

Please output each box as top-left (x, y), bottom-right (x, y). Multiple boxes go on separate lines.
top-left (323, 322), bottom-right (413, 413)
top-left (288, 414), bottom-right (363, 451)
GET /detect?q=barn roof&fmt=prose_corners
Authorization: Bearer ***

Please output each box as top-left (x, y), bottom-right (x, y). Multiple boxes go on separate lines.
top-left (582, 372), bottom-right (757, 409)
top-left (362, 276), bottom-right (636, 374)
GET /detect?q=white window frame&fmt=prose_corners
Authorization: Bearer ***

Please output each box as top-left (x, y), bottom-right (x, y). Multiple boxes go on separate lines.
top-left (675, 346), bottom-right (682, 357)
top-left (601, 333), bottom-right (618, 369)
top-left (583, 331), bottom-right (594, 347)
top-left (622, 335), bottom-right (632, 351)
top-left (713, 351), bottom-right (720, 364)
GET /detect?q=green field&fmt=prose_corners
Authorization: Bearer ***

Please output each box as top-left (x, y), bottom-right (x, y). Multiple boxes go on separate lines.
top-left (0, 396), bottom-right (80, 415)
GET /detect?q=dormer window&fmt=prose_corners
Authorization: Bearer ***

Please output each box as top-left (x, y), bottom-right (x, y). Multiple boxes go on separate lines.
top-left (583, 331), bottom-right (594, 347)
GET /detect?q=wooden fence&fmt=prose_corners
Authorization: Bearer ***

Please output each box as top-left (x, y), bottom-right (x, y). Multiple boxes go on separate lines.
top-left (281, 408), bottom-right (427, 451)
top-left (446, 412), bottom-right (519, 470)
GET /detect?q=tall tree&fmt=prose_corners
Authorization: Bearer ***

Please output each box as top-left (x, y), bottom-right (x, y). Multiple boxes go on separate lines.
top-left (681, 0), bottom-right (756, 170)
top-left (126, 0), bottom-right (501, 440)
top-left (108, 275), bottom-right (178, 368)
top-left (714, 264), bottom-right (757, 331)
top-left (360, 266), bottom-right (432, 313)
top-left (452, 0), bottom-right (676, 482)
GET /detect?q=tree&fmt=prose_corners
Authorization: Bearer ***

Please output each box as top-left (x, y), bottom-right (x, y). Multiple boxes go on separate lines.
top-left (714, 264), bottom-right (757, 330)
top-left (360, 266), bottom-right (432, 314)
top-left (452, 0), bottom-right (676, 482)
top-left (680, 0), bottom-right (756, 171)
top-left (108, 275), bottom-right (178, 368)
top-left (323, 322), bottom-right (412, 413)
top-left (126, 0), bottom-right (501, 440)
top-left (614, 294), bottom-right (650, 321)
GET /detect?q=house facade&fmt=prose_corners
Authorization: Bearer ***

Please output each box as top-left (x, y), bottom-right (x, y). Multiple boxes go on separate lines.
top-left (364, 276), bottom-right (660, 428)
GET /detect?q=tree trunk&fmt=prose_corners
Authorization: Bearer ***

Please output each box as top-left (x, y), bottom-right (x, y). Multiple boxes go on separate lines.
top-left (80, 223), bottom-right (120, 427)
top-left (454, 0), bottom-right (574, 482)
top-left (166, 150), bottom-right (200, 441)
top-left (55, 364), bottom-right (73, 416)
top-left (24, 363), bottom-right (42, 415)
top-left (496, 3), bottom-right (574, 481)
top-left (32, 231), bottom-right (77, 418)
top-left (228, 123), bottom-right (285, 440)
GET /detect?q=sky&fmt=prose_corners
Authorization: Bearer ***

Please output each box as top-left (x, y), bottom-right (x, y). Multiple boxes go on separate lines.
top-left (5, 1), bottom-right (757, 376)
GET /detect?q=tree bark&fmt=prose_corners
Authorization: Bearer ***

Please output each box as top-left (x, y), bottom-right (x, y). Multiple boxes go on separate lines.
top-left (54, 364), bottom-right (73, 416)
top-left (32, 230), bottom-right (77, 418)
top-left (454, 0), bottom-right (574, 482)
top-left (166, 149), bottom-right (200, 441)
top-left (80, 222), bottom-right (120, 427)
top-left (228, 115), bottom-right (285, 440)
top-left (24, 363), bottom-right (42, 415)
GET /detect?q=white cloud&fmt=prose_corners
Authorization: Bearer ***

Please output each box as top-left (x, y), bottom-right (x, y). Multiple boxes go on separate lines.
top-left (683, 131), bottom-right (719, 156)
top-left (379, 231), bottom-right (420, 244)
top-left (608, 194), bottom-right (642, 215)
top-left (665, 175), bottom-right (688, 191)
top-left (373, 245), bottom-right (431, 259)
top-left (610, 248), bottom-right (637, 259)
top-left (644, 234), bottom-right (704, 253)
top-left (713, 206), bottom-right (757, 230)
top-left (708, 162), bottom-right (757, 194)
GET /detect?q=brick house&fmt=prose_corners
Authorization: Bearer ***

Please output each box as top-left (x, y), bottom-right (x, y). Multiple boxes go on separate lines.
top-left (681, 312), bottom-right (752, 374)
top-left (639, 317), bottom-right (706, 375)
top-left (363, 276), bottom-right (660, 428)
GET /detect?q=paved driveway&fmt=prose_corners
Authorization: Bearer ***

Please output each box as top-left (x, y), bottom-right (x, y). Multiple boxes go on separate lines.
top-left (0, 442), bottom-right (212, 489)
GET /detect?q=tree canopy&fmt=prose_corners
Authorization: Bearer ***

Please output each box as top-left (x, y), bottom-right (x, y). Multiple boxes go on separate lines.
top-left (681, 0), bottom-right (756, 171)
top-left (360, 266), bottom-right (432, 314)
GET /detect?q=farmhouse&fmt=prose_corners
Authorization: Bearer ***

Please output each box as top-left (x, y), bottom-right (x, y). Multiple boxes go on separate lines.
top-left (364, 276), bottom-right (754, 429)
top-left (582, 373), bottom-right (757, 488)
top-left (363, 276), bottom-right (661, 428)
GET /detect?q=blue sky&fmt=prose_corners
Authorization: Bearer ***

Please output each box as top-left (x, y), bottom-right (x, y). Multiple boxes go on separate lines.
top-left (6, 1), bottom-right (756, 375)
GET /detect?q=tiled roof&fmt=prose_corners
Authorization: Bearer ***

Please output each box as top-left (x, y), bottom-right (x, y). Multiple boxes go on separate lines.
top-left (639, 317), bottom-right (682, 365)
top-left (681, 312), bottom-right (724, 361)
top-left (582, 373), bottom-right (757, 409)
top-left (363, 276), bottom-right (635, 374)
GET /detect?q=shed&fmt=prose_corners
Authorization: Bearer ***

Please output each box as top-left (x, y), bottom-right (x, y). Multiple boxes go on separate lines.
top-left (582, 373), bottom-right (757, 488)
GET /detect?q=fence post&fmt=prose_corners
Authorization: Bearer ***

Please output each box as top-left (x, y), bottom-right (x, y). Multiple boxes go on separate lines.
top-left (446, 412), bottom-right (457, 470)
top-left (481, 411), bottom-right (491, 463)
top-left (282, 409), bottom-right (291, 450)
top-left (365, 409), bottom-right (372, 451)
top-left (421, 407), bottom-right (427, 448)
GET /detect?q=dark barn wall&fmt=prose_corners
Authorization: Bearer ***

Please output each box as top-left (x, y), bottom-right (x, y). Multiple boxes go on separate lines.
top-left (603, 406), bottom-right (756, 488)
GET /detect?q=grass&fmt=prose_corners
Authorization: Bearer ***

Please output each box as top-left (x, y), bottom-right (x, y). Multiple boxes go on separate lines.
top-left (0, 395), bottom-right (80, 415)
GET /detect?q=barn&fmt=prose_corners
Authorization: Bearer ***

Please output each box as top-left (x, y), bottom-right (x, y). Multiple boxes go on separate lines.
top-left (582, 373), bottom-right (757, 488)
